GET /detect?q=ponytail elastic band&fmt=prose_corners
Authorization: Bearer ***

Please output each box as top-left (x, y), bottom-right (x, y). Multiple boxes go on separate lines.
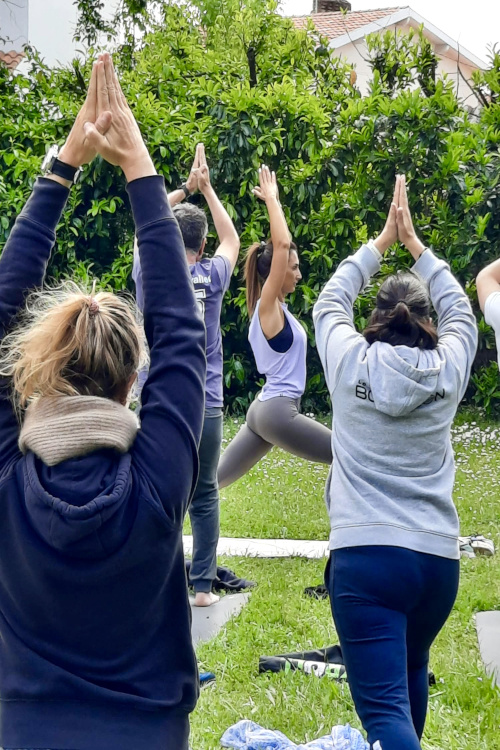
top-left (88, 279), bottom-right (99, 317)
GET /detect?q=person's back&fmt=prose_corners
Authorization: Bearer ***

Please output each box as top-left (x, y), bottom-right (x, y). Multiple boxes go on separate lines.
top-left (327, 334), bottom-right (463, 557)
top-left (190, 253), bottom-right (231, 407)
top-left (0, 446), bottom-right (197, 748)
top-left (313, 176), bottom-right (477, 750)
top-left (0, 54), bottom-right (205, 750)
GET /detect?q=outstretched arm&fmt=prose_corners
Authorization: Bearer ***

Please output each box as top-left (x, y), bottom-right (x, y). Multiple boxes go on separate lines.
top-left (167, 147), bottom-right (200, 207)
top-left (397, 175), bottom-right (477, 399)
top-left (415, 251), bottom-right (477, 400)
top-left (0, 59), bottom-right (109, 474)
top-left (477, 259), bottom-right (500, 313)
top-left (195, 144), bottom-right (240, 273)
top-left (86, 54), bottom-right (206, 526)
top-left (254, 165), bottom-right (291, 338)
top-left (0, 181), bottom-right (70, 473)
top-left (313, 178), bottom-right (399, 391)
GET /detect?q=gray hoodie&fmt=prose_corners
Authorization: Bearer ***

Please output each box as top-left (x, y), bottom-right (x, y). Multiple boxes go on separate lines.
top-left (313, 245), bottom-right (477, 560)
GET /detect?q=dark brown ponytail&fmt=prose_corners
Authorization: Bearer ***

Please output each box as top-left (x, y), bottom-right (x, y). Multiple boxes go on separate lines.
top-left (363, 272), bottom-right (438, 349)
top-left (244, 239), bottom-right (297, 317)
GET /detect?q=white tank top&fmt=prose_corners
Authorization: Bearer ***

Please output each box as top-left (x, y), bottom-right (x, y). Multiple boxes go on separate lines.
top-left (248, 299), bottom-right (307, 401)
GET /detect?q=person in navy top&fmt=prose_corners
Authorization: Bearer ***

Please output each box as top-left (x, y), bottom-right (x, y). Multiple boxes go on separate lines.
top-left (133, 143), bottom-right (240, 606)
top-left (0, 54), bottom-right (205, 750)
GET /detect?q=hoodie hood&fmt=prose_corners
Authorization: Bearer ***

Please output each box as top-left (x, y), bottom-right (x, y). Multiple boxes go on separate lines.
top-left (366, 341), bottom-right (442, 417)
top-left (23, 450), bottom-right (136, 559)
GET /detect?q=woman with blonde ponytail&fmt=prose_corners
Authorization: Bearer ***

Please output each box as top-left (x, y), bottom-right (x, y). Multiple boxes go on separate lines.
top-left (218, 165), bottom-right (332, 489)
top-left (0, 53), bottom-right (205, 750)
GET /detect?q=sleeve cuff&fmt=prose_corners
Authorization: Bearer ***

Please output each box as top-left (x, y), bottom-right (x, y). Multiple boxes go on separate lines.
top-left (367, 238), bottom-right (383, 259)
top-left (126, 175), bottom-right (174, 230)
top-left (484, 291), bottom-right (500, 328)
top-left (413, 248), bottom-right (447, 282)
top-left (20, 177), bottom-right (70, 230)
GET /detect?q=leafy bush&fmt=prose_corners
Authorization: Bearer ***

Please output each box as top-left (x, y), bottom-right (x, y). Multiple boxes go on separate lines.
top-left (1, 0), bottom-right (500, 412)
top-left (471, 362), bottom-right (500, 415)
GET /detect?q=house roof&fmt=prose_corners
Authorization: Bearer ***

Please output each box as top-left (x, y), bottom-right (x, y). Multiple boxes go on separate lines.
top-left (293, 6), bottom-right (403, 38)
top-left (0, 50), bottom-right (24, 70)
top-left (292, 5), bottom-right (486, 70)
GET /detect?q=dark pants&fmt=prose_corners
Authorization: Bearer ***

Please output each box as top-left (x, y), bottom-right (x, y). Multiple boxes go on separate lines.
top-left (188, 407), bottom-right (223, 593)
top-left (326, 546), bottom-right (459, 750)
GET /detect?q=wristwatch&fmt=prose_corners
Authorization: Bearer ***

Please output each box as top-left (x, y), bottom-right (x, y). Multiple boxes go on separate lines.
top-left (179, 183), bottom-right (191, 198)
top-left (42, 145), bottom-right (83, 184)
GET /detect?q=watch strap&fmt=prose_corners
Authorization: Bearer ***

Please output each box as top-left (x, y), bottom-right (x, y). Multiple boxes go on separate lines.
top-left (48, 157), bottom-right (82, 184)
top-left (180, 183), bottom-right (190, 198)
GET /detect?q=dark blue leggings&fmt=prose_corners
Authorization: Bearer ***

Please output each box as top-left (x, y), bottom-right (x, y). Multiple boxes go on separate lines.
top-left (326, 546), bottom-right (459, 750)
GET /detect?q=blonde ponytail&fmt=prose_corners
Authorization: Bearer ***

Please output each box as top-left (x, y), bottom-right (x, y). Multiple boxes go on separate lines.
top-left (0, 281), bottom-right (146, 410)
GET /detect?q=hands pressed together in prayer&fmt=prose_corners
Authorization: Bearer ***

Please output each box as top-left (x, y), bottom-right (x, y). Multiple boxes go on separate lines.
top-left (374, 174), bottom-right (426, 260)
top-left (55, 52), bottom-right (155, 184)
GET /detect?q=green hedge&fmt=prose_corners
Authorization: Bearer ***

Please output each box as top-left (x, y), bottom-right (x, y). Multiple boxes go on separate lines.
top-left (1, 2), bottom-right (500, 412)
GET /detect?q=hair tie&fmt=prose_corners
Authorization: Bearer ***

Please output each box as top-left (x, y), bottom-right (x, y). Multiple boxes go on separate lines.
top-left (88, 279), bottom-right (99, 317)
top-left (257, 241), bottom-right (267, 257)
top-left (396, 299), bottom-right (408, 306)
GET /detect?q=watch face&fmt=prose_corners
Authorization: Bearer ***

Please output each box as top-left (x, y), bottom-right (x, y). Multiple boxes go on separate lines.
top-left (41, 145), bottom-right (59, 172)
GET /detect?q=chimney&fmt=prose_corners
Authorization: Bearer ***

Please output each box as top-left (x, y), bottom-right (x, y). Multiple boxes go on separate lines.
top-left (313, 1), bottom-right (352, 12)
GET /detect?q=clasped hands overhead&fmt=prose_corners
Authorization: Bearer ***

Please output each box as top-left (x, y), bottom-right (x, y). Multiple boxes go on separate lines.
top-left (58, 52), bottom-right (155, 184)
top-left (375, 174), bottom-right (426, 260)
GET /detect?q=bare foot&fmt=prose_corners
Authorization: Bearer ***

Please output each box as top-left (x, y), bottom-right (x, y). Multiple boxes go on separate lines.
top-left (193, 592), bottom-right (220, 607)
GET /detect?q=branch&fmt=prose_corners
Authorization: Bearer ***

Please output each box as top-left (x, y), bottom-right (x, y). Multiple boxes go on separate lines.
top-left (456, 41), bottom-right (489, 109)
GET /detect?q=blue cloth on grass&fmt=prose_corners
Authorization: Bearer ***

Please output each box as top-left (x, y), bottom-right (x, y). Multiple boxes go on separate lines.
top-left (220, 720), bottom-right (369, 749)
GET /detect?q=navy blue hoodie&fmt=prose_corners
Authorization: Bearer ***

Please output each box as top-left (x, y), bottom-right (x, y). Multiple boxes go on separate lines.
top-left (0, 176), bottom-right (206, 749)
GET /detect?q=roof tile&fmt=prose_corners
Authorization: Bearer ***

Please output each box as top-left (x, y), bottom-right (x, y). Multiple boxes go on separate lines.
top-left (0, 50), bottom-right (25, 70)
top-left (293, 7), bottom-right (404, 40)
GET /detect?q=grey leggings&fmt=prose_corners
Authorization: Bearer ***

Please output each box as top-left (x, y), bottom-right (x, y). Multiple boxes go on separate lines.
top-left (218, 395), bottom-right (332, 489)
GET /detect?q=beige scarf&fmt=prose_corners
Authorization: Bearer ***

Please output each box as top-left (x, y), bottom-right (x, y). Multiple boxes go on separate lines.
top-left (19, 395), bottom-right (139, 467)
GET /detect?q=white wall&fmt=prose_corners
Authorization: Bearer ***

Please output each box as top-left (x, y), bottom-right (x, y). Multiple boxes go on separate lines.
top-left (7, 0), bottom-right (118, 68)
top-left (0, 0), bottom-right (29, 52)
top-left (332, 22), bottom-right (481, 107)
top-left (28, 0), bottom-right (80, 66)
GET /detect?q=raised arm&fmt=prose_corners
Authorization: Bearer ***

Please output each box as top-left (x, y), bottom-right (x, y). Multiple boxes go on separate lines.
top-left (0, 181), bottom-right (71, 472)
top-left (166, 147), bottom-right (200, 207)
top-left (195, 144), bottom-right (240, 272)
top-left (0, 60), bottom-right (110, 473)
top-left (313, 179), bottom-right (399, 389)
top-left (476, 259), bottom-right (500, 313)
top-left (476, 260), bottom-right (500, 356)
top-left (253, 165), bottom-right (291, 338)
top-left (397, 175), bottom-right (477, 399)
top-left (132, 148), bottom-right (197, 312)
top-left (85, 54), bottom-right (205, 524)
top-left (414, 251), bottom-right (477, 399)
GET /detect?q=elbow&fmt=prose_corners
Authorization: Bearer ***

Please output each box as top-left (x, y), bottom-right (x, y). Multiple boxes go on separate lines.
top-left (312, 297), bottom-right (325, 327)
top-left (312, 299), bottom-right (320, 322)
top-left (475, 269), bottom-right (492, 313)
top-left (274, 240), bottom-right (291, 254)
top-left (476, 268), bottom-right (488, 286)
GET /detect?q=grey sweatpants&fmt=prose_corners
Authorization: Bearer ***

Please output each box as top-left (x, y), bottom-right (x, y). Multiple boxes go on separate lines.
top-left (218, 395), bottom-right (332, 489)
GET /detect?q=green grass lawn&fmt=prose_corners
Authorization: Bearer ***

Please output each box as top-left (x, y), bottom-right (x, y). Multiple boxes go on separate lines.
top-left (186, 410), bottom-right (500, 749)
